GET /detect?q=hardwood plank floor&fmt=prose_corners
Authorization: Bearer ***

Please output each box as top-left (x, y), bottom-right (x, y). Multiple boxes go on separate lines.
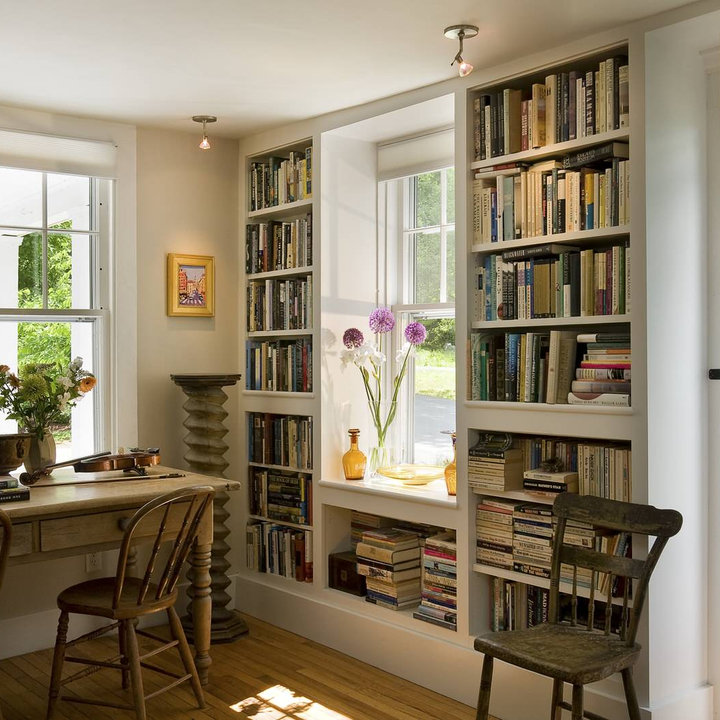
top-left (0, 614), bottom-right (495, 720)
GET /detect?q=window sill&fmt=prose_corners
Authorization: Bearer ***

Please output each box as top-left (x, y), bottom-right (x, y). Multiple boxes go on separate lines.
top-left (318, 474), bottom-right (457, 508)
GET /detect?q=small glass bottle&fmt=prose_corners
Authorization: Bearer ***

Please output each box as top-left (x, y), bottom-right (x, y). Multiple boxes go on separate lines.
top-left (342, 428), bottom-right (366, 480)
top-left (444, 432), bottom-right (457, 496)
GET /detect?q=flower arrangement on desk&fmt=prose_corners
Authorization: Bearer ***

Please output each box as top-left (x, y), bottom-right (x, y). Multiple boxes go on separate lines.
top-left (341, 308), bottom-right (426, 470)
top-left (0, 358), bottom-right (96, 439)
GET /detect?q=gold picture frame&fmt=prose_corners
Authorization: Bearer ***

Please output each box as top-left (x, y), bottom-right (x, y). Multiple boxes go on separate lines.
top-left (167, 253), bottom-right (215, 317)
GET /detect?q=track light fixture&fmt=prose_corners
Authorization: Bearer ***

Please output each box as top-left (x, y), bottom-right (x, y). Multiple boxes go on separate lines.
top-left (192, 115), bottom-right (217, 150)
top-left (444, 24), bottom-right (478, 78)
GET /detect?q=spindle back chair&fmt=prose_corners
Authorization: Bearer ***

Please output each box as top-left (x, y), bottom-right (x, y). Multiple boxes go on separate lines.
top-left (474, 493), bottom-right (682, 720)
top-left (0, 508), bottom-right (11, 720)
top-left (46, 485), bottom-right (215, 720)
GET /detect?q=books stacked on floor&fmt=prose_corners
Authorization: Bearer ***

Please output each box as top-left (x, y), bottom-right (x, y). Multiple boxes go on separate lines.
top-left (349, 510), bottom-right (394, 550)
top-left (248, 468), bottom-right (312, 525)
top-left (523, 467), bottom-right (578, 497)
top-left (356, 527), bottom-right (422, 611)
top-left (468, 443), bottom-right (523, 492)
top-left (476, 497), bottom-right (523, 570)
top-left (512, 503), bottom-right (553, 579)
top-left (413, 531), bottom-right (457, 631)
top-left (569, 332), bottom-right (631, 407)
top-left (245, 521), bottom-right (312, 582)
top-left (490, 578), bottom-right (549, 631)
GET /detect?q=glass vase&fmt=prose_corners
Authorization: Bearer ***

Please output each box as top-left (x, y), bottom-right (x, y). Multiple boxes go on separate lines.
top-left (342, 428), bottom-right (366, 480)
top-left (24, 432), bottom-right (56, 477)
top-left (444, 432), bottom-right (457, 496)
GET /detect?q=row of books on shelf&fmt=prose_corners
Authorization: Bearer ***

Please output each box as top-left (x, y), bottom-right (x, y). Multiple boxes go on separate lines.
top-left (469, 435), bottom-right (631, 501)
top-left (247, 275), bottom-right (313, 332)
top-left (490, 577), bottom-right (548, 631)
top-left (245, 216), bottom-right (312, 274)
top-left (245, 338), bottom-right (312, 392)
top-left (245, 521), bottom-right (313, 582)
top-left (473, 243), bottom-right (629, 321)
top-left (248, 467), bottom-right (313, 525)
top-left (473, 54), bottom-right (628, 161)
top-left (249, 147), bottom-right (312, 211)
top-left (248, 412), bottom-right (313, 470)
top-left (477, 498), bottom-right (631, 590)
top-left (472, 150), bottom-right (629, 243)
top-left (469, 330), bottom-right (631, 406)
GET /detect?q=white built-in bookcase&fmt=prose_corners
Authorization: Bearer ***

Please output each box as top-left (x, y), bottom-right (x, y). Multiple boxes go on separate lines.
top-left (236, 13), bottom-right (713, 718)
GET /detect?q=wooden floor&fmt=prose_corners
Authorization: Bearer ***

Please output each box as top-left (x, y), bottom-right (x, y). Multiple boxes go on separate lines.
top-left (0, 614), bottom-right (494, 720)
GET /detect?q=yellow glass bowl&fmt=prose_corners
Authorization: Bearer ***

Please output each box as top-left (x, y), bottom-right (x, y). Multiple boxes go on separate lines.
top-left (376, 464), bottom-right (445, 485)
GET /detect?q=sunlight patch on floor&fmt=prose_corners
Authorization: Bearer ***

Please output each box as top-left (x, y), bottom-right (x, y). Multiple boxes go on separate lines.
top-left (230, 684), bottom-right (352, 719)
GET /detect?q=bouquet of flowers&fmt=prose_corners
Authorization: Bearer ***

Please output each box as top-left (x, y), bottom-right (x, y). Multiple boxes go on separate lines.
top-left (0, 358), bottom-right (96, 439)
top-left (341, 307), bottom-right (426, 455)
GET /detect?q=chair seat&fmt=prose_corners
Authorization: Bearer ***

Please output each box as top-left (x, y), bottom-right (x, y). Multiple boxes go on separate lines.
top-left (58, 577), bottom-right (178, 620)
top-left (474, 623), bottom-right (641, 685)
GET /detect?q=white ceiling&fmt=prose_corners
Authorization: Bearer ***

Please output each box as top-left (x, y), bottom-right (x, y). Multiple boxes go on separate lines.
top-left (0, 0), bottom-right (699, 138)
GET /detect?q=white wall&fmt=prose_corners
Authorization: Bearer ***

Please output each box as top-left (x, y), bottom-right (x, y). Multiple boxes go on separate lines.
top-left (645, 10), bottom-right (719, 718)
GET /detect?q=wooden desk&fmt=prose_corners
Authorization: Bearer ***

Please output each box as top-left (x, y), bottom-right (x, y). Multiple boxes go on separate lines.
top-left (1, 465), bottom-right (240, 685)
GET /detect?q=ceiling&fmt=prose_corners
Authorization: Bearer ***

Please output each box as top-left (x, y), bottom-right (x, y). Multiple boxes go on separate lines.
top-left (0, 0), bottom-right (700, 139)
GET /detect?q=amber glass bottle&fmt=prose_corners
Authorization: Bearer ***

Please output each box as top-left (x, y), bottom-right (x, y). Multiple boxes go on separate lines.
top-left (444, 432), bottom-right (457, 496)
top-left (342, 428), bottom-right (366, 480)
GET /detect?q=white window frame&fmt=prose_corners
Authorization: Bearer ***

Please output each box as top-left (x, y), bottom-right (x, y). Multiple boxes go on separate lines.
top-left (381, 166), bottom-right (455, 463)
top-left (0, 171), bottom-right (112, 452)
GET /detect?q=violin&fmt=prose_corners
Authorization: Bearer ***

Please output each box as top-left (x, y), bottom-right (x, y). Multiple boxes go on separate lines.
top-left (19, 448), bottom-right (161, 486)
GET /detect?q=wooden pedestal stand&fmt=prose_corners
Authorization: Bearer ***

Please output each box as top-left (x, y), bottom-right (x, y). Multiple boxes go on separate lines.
top-left (171, 373), bottom-right (248, 643)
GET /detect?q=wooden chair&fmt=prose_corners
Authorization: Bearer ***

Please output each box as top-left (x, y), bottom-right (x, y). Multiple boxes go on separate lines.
top-left (0, 508), bottom-right (11, 720)
top-left (46, 485), bottom-right (215, 720)
top-left (474, 493), bottom-right (682, 720)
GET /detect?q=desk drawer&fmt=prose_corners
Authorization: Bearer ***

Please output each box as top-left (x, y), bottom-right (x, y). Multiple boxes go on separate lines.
top-left (9, 523), bottom-right (32, 557)
top-left (40, 505), bottom-right (192, 552)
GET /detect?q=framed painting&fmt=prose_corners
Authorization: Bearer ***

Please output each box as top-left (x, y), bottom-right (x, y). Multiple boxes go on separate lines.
top-left (167, 253), bottom-right (215, 317)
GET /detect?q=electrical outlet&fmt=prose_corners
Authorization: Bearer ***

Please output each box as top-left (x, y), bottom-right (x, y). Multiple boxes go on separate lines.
top-left (85, 552), bottom-right (101, 573)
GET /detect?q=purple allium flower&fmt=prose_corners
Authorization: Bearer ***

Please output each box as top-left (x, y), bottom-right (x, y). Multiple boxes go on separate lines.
top-left (368, 307), bottom-right (395, 334)
top-left (343, 327), bottom-right (364, 349)
top-left (404, 321), bottom-right (427, 345)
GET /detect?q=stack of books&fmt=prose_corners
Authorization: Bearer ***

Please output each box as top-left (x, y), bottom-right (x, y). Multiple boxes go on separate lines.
top-left (512, 503), bottom-right (554, 579)
top-left (476, 498), bottom-right (522, 570)
top-left (349, 510), bottom-right (393, 550)
top-left (356, 528), bottom-right (422, 611)
top-left (413, 532), bottom-right (457, 631)
top-left (569, 332), bottom-right (631, 407)
top-left (522, 467), bottom-right (579, 496)
top-left (468, 445), bottom-right (523, 492)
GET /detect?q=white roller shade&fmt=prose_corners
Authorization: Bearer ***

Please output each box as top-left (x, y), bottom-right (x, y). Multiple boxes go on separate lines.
top-left (0, 127), bottom-right (118, 178)
top-left (377, 128), bottom-right (454, 181)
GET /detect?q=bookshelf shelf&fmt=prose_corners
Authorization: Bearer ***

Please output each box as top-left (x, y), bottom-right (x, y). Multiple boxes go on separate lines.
top-left (470, 225), bottom-right (630, 255)
top-left (247, 265), bottom-right (314, 280)
top-left (470, 128), bottom-right (629, 172)
top-left (247, 329), bottom-right (313, 338)
top-left (248, 197), bottom-right (313, 220)
top-left (249, 461), bottom-right (313, 474)
top-left (242, 390), bottom-right (315, 398)
top-left (471, 314), bottom-right (630, 330)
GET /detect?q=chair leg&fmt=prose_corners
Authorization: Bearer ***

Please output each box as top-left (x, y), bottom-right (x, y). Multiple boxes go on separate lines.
top-left (46, 611), bottom-right (69, 720)
top-left (571, 684), bottom-right (583, 720)
top-left (621, 668), bottom-right (641, 720)
top-left (550, 679), bottom-right (564, 719)
top-left (118, 619), bottom-right (129, 690)
top-left (124, 619), bottom-right (147, 720)
top-left (475, 655), bottom-right (494, 720)
top-left (167, 606), bottom-right (204, 708)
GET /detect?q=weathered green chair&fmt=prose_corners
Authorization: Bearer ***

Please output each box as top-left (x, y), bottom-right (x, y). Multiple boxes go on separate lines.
top-left (474, 493), bottom-right (682, 720)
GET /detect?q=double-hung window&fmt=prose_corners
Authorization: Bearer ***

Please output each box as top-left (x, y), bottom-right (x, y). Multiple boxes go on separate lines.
top-left (381, 166), bottom-right (456, 465)
top-left (0, 167), bottom-right (110, 460)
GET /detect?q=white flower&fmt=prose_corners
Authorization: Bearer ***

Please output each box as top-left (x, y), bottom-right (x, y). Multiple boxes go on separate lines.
top-left (340, 348), bottom-right (359, 367)
top-left (395, 342), bottom-right (410, 364)
top-left (70, 357), bottom-right (83, 371)
top-left (57, 376), bottom-right (73, 389)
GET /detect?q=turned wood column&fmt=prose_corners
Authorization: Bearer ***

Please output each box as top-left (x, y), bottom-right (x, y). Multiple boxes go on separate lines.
top-left (171, 373), bottom-right (248, 643)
